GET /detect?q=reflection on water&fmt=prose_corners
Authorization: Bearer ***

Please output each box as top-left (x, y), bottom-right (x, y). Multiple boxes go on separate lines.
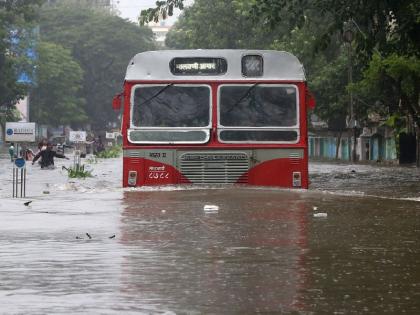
top-left (120, 190), bottom-right (309, 313)
top-left (0, 158), bottom-right (419, 314)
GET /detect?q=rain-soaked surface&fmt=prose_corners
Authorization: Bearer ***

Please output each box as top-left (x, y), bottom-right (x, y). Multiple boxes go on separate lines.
top-left (0, 154), bottom-right (419, 314)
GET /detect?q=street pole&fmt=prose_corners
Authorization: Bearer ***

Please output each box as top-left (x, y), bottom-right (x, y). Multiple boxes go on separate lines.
top-left (344, 22), bottom-right (357, 162)
top-left (349, 43), bottom-right (358, 162)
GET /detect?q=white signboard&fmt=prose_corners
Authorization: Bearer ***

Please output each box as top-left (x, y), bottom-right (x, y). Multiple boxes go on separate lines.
top-left (5, 122), bottom-right (36, 142)
top-left (105, 132), bottom-right (115, 139)
top-left (69, 131), bottom-right (87, 143)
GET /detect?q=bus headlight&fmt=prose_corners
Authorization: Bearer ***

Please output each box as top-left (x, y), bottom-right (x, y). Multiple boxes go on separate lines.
top-left (292, 172), bottom-right (301, 187)
top-left (128, 171), bottom-right (137, 186)
top-left (242, 55), bottom-right (263, 77)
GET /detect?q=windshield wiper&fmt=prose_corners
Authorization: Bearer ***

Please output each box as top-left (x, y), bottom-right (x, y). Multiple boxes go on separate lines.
top-left (226, 83), bottom-right (259, 113)
top-left (139, 83), bottom-right (174, 106)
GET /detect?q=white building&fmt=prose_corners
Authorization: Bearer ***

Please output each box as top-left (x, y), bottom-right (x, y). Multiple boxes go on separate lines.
top-left (148, 21), bottom-right (172, 47)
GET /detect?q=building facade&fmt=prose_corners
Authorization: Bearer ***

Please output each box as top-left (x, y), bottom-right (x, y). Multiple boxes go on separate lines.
top-left (309, 127), bottom-right (397, 163)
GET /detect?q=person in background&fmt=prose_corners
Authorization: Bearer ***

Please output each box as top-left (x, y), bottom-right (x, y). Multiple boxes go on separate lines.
top-left (25, 148), bottom-right (34, 161)
top-left (32, 143), bottom-right (69, 169)
top-left (94, 136), bottom-right (105, 154)
top-left (8, 143), bottom-right (14, 162)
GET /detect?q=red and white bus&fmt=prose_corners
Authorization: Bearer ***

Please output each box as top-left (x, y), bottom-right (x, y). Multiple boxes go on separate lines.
top-left (113, 50), bottom-right (315, 188)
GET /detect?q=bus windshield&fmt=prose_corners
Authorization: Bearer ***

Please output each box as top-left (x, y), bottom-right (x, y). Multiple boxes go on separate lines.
top-left (132, 84), bottom-right (211, 128)
top-left (219, 85), bottom-right (298, 127)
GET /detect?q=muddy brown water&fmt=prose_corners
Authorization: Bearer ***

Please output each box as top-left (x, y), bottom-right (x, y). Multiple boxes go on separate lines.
top-left (0, 158), bottom-right (419, 314)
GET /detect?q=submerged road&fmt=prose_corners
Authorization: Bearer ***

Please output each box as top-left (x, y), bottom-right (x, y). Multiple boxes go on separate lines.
top-left (0, 157), bottom-right (419, 314)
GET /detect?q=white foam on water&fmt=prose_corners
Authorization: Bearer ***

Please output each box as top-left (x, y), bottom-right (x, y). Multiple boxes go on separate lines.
top-left (203, 204), bottom-right (219, 212)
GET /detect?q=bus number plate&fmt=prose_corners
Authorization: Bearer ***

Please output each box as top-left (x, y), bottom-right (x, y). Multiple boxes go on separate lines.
top-left (149, 152), bottom-right (167, 158)
top-left (148, 166), bottom-right (169, 180)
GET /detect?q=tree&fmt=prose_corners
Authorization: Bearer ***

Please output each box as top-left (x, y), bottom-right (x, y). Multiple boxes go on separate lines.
top-left (252, 0), bottom-right (420, 164)
top-left (251, 0), bottom-right (419, 57)
top-left (139, 0), bottom-right (185, 25)
top-left (38, 2), bottom-right (156, 130)
top-left (166, 0), bottom-right (289, 49)
top-left (269, 14), bottom-right (358, 159)
top-left (0, 0), bottom-right (44, 135)
top-left (30, 41), bottom-right (87, 126)
top-left (352, 53), bottom-right (420, 165)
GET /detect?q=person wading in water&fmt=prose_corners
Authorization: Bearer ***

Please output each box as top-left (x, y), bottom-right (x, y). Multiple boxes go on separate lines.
top-left (32, 143), bottom-right (69, 169)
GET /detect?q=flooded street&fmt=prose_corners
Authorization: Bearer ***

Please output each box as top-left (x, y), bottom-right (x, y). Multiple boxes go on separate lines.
top-left (0, 156), bottom-right (419, 314)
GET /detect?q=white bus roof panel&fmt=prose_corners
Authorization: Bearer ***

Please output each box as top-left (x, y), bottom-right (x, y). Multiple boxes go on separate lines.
top-left (125, 50), bottom-right (306, 81)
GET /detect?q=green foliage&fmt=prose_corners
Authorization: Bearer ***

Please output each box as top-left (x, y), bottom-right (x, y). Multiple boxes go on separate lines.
top-left (38, 2), bottom-right (156, 130)
top-left (166, 0), bottom-right (287, 49)
top-left (0, 107), bottom-right (21, 137)
top-left (64, 164), bottom-right (93, 178)
top-left (352, 53), bottom-right (420, 125)
top-left (30, 41), bottom-right (87, 126)
top-left (383, 114), bottom-right (406, 134)
top-left (309, 51), bottom-right (350, 129)
top-left (86, 155), bottom-right (98, 164)
top-left (139, 0), bottom-right (185, 25)
top-left (252, 0), bottom-right (419, 57)
top-left (252, 0), bottom-right (420, 131)
top-left (95, 145), bottom-right (121, 158)
top-left (0, 0), bottom-right (43, 112)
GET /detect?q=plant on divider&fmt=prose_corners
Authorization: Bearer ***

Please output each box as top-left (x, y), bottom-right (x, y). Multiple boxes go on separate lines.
top-left (95, 145), bottom-right (122, 158)
top-left (86, 155), bottom-right (98, 164)
top-left (62, 164), bottom-right (93, 178)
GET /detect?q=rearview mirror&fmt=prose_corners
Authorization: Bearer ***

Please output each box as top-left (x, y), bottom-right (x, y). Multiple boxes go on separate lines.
top-left (306, 90), bottom-right (316, 109)
top-left (112, 93), bottom-right (122, 111)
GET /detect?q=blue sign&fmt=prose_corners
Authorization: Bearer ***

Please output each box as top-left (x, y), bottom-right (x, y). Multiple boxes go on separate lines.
top-left (6, 128), bottom-right (13, 136)
top-left (15, 158), bottom-right (26, 168)
top-left (11, 28), bottom-right (38, 85)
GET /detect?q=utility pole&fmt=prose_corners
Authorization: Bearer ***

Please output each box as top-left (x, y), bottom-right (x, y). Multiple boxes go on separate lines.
top-left (344, 21), bottom-right (357, 162)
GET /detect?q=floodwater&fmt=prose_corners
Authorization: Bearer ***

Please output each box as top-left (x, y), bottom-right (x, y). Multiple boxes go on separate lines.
top-left (0, 155), bottom-right (419, 314)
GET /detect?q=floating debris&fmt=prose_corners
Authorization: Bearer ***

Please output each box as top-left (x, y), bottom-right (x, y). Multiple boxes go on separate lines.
top-left (23, 201), bottom-right (32, 206)
top-left (109, 235), bottom-right (116, 239)
top-left (204, 205), bottom-right (219, 212)
top-left (86, 233), bottom-right (92, 239)
top-left (313, 212), bottom-right (328, 218)
top-left (312, 206), bottom-right (318, 211)
top-left (43, 191), bottom-right (50, 194)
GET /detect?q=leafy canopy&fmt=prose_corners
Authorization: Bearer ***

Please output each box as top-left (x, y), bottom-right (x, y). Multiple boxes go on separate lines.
top-left (139, 0), bottom-right (184, 25)
top-left (30, 41), bottom-right (87, 126)
top-left (38, 2), bottom-right (156, 130)
top-left (166, 0), bottom-right (288, 49)
top-left (0, 0), bottom-right (44, 112)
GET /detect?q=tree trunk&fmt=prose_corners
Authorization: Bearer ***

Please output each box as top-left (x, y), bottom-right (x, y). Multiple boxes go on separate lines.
top-left (335, 131), bottom-right (342, 159)
top-left (0, 121), bottom-right (5, 144)
top-left (416, 127), bottom-right (420, 167)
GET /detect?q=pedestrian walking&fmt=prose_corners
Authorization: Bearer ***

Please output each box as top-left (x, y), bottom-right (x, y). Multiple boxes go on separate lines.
top-left (8, 143), bottom-right (15, 162)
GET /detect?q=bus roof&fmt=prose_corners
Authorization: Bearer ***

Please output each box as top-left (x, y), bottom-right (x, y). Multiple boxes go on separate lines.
top-left (125, 50), bottom-right (306, 82)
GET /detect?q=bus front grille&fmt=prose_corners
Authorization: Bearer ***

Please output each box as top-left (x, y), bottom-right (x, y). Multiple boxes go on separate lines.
top-left (179, 152), bottom-right (249, 184)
